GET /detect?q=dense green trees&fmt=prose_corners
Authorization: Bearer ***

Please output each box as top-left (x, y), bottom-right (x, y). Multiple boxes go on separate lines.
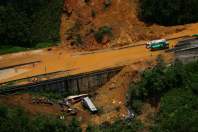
top-left (0, 104), bottom-right (81, 132)
top-left (139, 0), bottom-right (198, 25)
top-left (86, 120), bottom-right (144, 132)
top-left (152, 89), bottom-right (198, 132)
top-left (129, 59), bottom-right (198, 131)
top-left (0, 0), bottom-right (63, 48)
top-left (130, 57), bottom-right (187, 111)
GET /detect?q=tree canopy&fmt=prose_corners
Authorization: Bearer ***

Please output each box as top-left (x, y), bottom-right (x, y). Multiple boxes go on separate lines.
top-left (0, 104), bottom-right (82, 132)
top-left (0, 0), bottom-right (63, 47)
top-left (139, 0), bottom-right (198, 25)
top-left (129, 59), bottom-right (198, 131)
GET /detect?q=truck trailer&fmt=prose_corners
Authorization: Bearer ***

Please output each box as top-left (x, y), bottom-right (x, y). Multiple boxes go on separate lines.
top-left (81, 97), bottom-right (98, 113)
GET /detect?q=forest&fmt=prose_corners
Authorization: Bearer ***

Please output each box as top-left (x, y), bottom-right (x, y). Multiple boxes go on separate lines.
top-left (139, 0), bottom-right (198, 25)
top-left (0, 104), bottom-right (82, 132)
top-left (1, 0), bottom-right (198, 52)
top-left (129, 58), bottom-right (198, 132)
top-left (0, 0), bottom-right (63, 53)
top-left (80, 58), bottom-right (198, 131)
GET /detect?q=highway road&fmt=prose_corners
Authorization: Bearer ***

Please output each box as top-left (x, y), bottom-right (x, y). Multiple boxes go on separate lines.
top-left (0, 43), bottom-right (173, 84)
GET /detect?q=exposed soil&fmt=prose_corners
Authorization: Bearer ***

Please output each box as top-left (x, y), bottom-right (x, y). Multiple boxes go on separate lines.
top-left (1, 0), bottom-right (198, 130)
top-left (60, 0), bottom-right (187, 50)
top-left (0, 44), bottom-right (167, 84)
top-left (137, 103), bottom-right (160, 132)
top-left (0, 60), bottom-right (151, 128)
top-left (0, 55), bottom-right (172, 131)
top-left (0, 94), bottom-right (60, 116)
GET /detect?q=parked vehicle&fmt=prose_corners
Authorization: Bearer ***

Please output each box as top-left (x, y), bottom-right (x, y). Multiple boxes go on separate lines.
top-left (146, 39), bottom-right (169, 51)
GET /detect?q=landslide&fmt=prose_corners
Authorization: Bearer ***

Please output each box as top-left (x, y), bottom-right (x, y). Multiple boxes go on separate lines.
top-left (60, 0), bottom-right (185, 50)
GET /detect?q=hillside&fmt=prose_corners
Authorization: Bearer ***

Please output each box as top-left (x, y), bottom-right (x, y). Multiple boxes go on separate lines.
top-left (60, 0), bottom-right (185, 50)
top-left (0, 0), bottom-right (198, 131)
top-left (0, 0), bottom-right (63, 52)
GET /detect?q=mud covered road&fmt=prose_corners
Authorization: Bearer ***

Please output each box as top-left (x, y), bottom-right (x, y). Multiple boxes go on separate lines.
top-left (1, 23), bottom-right (198, 83)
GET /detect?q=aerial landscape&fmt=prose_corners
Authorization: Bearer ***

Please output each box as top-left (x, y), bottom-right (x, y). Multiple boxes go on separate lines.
top-left (0, 0), bottom-right (198, 132)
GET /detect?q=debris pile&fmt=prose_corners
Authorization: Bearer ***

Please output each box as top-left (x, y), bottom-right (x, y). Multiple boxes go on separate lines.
top-left (31, 93), bottom-right (98, 116)
top-left (32, 97), bottom-right (53, 105)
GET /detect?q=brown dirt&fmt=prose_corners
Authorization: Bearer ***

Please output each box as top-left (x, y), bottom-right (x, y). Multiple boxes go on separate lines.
top-left (0, 60), bottom-right (152, 128)
top-left (1, 0), bottom-right (198, 130)
top-left (1, 0), bottom-right (198, 128)
top-left (70, 60), bottom-right (154, 130)
top-left (0, 94), bottom-right (60, 116)
top-left (60, 0), bottom-right (187, 50)
top-left (0, 56), bottom-right (170, 130)
top-left (1, 17), bottom-right (198, 83)
top-left (0, 44), bottom-right (167, 83)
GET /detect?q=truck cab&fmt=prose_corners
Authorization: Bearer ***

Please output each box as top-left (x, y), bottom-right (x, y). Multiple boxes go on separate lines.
top-left (146, 39), bottom-right (169, 51)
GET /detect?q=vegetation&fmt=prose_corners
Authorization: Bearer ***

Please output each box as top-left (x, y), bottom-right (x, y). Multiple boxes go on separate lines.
top-left (152, 88), bottom-right (198, 132)
top-left (94, 26), bottom-right (113, 43)
top-left (32, 91), bottom-right (71, 100)
top-left (0, 45), bottom-right (27, 55)
top-left (86, 119), bottom-right (144, 132)
top-left (91, 10), bottom-right (97, 18)
top-left (103, 0), bottom-right (112, 10)
top-left (84, 0), bottom-right (90, 5)
top-left (0, 0), bottom-right (63, 53)
top-left (139, 0), bottom-right (198, 25)
top-left (65, 21), bottom-right (84, 46)
top-left (129, 57), bottom-right (198, 131)
top-left (0, 104), bottom-right (81, 132)
top-left (15, 89), bottom-right (71, 101)
top-left (2, 58), bottom-right (198, 132)
top-left (0, 42), bottom-right (58, 55)
top-left (130, 57), bottom-right (187, 109)
top-left (71, 34), bottom-right (83, 46)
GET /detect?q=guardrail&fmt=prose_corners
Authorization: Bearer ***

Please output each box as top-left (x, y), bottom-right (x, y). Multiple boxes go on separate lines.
top-left (0, 61), bottom-right (41, 70)
top-left (0, 69), bottom-right (76, 87)
top-left (0, 66), bottom-right (123, 95)
top-left (74, 35), bottom-right (190, 56)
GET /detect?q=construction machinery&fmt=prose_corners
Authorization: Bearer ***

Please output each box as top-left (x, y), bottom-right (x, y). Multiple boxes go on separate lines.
top-left (146, 39), bottom-right (169, 51)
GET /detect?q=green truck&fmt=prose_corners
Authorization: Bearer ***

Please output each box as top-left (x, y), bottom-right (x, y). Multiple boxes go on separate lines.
top-left (146, 39), bottom-right (169, 51)
top-left (192, 34), bottom-right (198, 37)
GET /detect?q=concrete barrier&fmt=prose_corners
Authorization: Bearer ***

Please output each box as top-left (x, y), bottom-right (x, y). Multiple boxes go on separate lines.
top-left (0, 66), bottom-right (123, 95)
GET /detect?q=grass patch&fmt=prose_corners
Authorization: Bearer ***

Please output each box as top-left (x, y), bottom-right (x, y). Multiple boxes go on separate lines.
top-left (0, 46), bottom-right (28, 55)
top-left (0, 41), bottom-right (59, 55)
top-left (35, 42), bottom-right (58, 49)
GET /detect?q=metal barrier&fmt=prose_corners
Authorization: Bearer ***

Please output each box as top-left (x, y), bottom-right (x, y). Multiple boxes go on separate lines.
top-left (0, 61), bottom-right (41, 70)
